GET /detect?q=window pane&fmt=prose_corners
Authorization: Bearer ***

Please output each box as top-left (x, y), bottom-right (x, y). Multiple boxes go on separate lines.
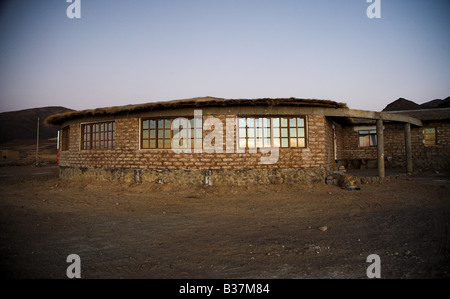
top-left (142, 130), bottom-right (149, 139)
top-left (164, 129), bottom-right (170, 138)
top-left (150, 120), bottom-right (156, 129)
top-left (264, 128), bottom-right (271, 137)
top-left (150, 130), bottom-right (156, 138)
top-left (239, 128), bottom-right (246, 137)
top-left (142, 120), bottom-right (149, 130)
top-left (263, 118), bottom-right (270, 127)
top-left (298, 138), bottom-right (305, 147)
top-left (281, 128), bottom-right (288, 138)
top-left (359, 136), bottom-right (370, 147)
top-left (281, 138), bottom-right (288, 147)
top-left (290, 138), bottom-right (297, 147)
top-left (238, 118), bottom-right (246, 127)
top-left (164, 120), bottom-right (171, 128)
top-left (255, 118), bottom-right (262, 128)
top-left (248, 128), bottom-right (255, 138)
top-left (142, 140), bottom-right (149, 149)
top-left (247, 118), bottom-right (254, 127)
top-left (164, 139), bottom-right (171, 148)
top-left (239, 138), bottom-right (246, 148)
top-left (370, 135), bottom-right (377, 146)
top-left (290, 128), bottom-right (297, 137)
top-left (280, 118), bottom-right (288, 127)
top-left (256, 138), bottom-right (263, 148)
top-left (256, 127), bottom-right (263, 138)
top-left (158, 120), bottom-right (164, 128)
top-left (248, 138), bottom-right (255, 148)
top-left (157, 139), bottom-right (164, 148)
top-left (273, 138), bottom-right (280, 147)
top-left (272, 118), bottom-right (280, 127)
top-left (289, 118), bottom-right (296, 127)
top-left (273, 128), bottom-right (280, 138)
top-left (298, 128), bottom-right (305, 138)
top-left (297, 118), bottom-right (304, 127)
top-left (264, 138), bottom-right (271, 147)
top-left (158, 130), bottom-right (164, 138)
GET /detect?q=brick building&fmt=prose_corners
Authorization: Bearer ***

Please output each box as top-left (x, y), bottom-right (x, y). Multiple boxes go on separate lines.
top-left (46, 97), bottom-right (427, 185)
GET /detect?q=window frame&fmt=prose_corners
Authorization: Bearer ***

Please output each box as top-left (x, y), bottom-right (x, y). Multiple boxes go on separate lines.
top-left (423, 127), bottom-right (437, 147)
top-left (237, 116), bottom-right (307, 149)
top-left (358, 129), bottom-right (377, 147)
top-left (60, 126), bottom-right (70, 151)
top-left (140, 117), bottom-right (203, 150)
top-left (81, 121), bottom-right (115, 150)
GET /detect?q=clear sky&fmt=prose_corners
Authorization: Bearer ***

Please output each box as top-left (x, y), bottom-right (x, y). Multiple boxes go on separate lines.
top-left (0, 0), bottom-right (449, 113)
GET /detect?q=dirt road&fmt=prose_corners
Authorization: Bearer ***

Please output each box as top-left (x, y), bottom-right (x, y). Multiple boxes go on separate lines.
top-left (0, 165), bottom-right (449, 279)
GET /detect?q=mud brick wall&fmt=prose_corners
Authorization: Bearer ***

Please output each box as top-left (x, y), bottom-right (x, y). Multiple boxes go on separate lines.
top-left (59, 114), bottom-right (335, 173)
top-left (340, 121), bottom-right (450, 170)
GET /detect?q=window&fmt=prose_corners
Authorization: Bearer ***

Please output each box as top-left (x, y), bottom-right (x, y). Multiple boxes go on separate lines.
top-left (141, 118), bottom-right (203, 149)
top-left (359, 129), bottom-right (377, 147)
top-left (424, 128), bottom-right (436, 146)
top-left (60, 126), bottom-right (70, 151)
top-left (82, 121), bottom-right (115, 150)
top-left (238, 116), bottom-right (306, 149)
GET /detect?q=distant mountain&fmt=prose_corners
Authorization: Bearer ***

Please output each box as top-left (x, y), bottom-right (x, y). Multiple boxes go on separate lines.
top-left (382, 98), bottom-right (421, 111)
top-left (382, 96), bottom-right (450, 111)
top-left (0, 106), bottom-right (74, 144)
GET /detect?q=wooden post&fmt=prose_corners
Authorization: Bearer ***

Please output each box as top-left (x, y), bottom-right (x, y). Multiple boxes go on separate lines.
top-left (404, 122), bottom-right (412, 174)
top-left (376, 119), bottom-right (385, 178)
top-left (35, 117), bottom-right (39, 166)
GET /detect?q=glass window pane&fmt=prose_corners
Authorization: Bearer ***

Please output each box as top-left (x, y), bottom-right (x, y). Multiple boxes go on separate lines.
top-left (164, 139), bottom-right (171, 148)
top-left (281, 128), bottom-right (288, 138)
top-left (264, 138), bottom-right (271, 147)
top-left (142, 130), bottom-right (149, 139)
top-left (164, 129), bottom-right (170, 138)
top-left (256, 138), bottom-right (263, 148)
top-left (142, 140), bottom-right (149, 149)
top-left (273, 128), bottom-right (280, 138)
top-left (272, 118), bottom-right (280, 127)
top-left (263, 118), bottom-right (270, 127)
top-left (149, 140), bottom-right (156, 148)
top-left (289, 118), bottom-right (296, 127)
top-left (264, 128), bottom-right (271, 137)
top-left (248, 138), bottom-right (255, 148)
top-left (298, 128), bottom-right (305, 138)
top-left (158, 120), bottom-right (164, 128)
top-left (247, 118), bottom-right (254, 127)
top-left (165, 119), bottom-right (171, 128)
top-left (281, 138), bottom-right (289, 148)
top-left (248, 128), bottom-right (255, 138)
top-left (281, 118), bottom-right (288, 127)
top-left (256, 127), bottom-right (263, 138)
top-left (158, 130), bottom-right (164, 138)
top-left (273, 138), bottom-right (280, 147)
top-left (150, 120), bottom-right (156, 129)
top-left (150, 130), bottom-right (156, 138)
top-left (157, 139), bottom-right (164, 148)
top-left (290, 128), bottom-right (297, 137)
top-left (298, 138), bottom-right (305, 147)
top-left (297, 118), bottom-right (304, 127)
top-left (239, 138), bottom-right (246, 148)
top-left (370, 135), bottom-right (377, 146)
top-left (195, 118), bottom-right (202, 128)
top-left (290, 138), bottom-right (297, 147)
top-left (239, 128), bottom-right (246, 137)
top-left (238, 118), bottom-right (246, 128)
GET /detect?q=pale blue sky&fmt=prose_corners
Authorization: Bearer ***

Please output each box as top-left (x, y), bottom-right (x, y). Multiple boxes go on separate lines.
top-left (0, 0), bottom-right (449, 112)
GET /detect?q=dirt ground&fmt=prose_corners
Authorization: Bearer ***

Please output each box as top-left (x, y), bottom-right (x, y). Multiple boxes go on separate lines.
top-left (0, 165), bottom-right (449, 279)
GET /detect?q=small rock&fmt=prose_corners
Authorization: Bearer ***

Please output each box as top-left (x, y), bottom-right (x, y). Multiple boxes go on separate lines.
top-left (318, 226), bottom-right (328, 232)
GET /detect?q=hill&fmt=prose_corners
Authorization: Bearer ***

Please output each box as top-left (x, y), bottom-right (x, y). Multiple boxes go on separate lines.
top-left (383, 96), bottom-right (450, 111)
top-left (0, 106), bottom-right (73, 145)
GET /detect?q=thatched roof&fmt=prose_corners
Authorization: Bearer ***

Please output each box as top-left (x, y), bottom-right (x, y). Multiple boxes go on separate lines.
top-left (45, 96), bottom-right (347, 126)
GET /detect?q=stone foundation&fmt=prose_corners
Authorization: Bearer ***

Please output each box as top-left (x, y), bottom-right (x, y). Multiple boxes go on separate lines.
top-left (59, 166), bottom-right (332, 186)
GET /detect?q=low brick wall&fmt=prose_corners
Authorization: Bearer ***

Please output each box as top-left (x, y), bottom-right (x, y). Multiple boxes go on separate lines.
top-left (59, 166), bottom-right (332, 186)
